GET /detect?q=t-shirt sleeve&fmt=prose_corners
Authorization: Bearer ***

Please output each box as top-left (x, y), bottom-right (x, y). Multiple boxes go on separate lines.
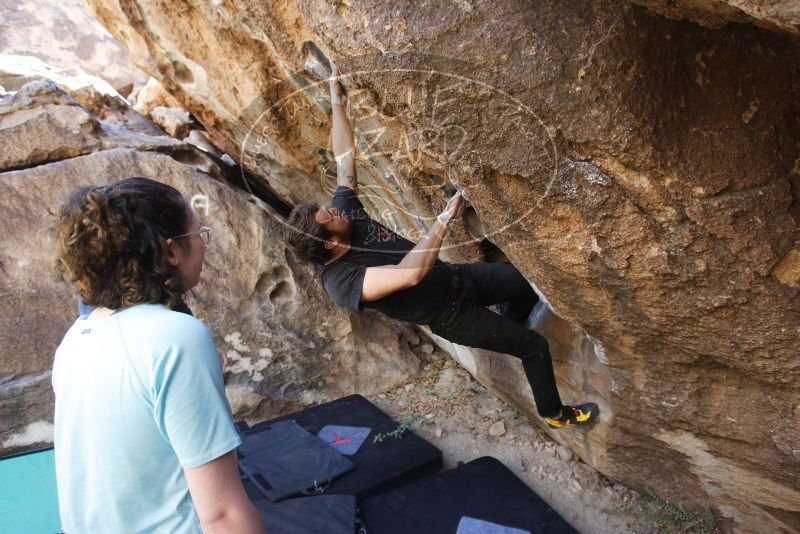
top-left (322, 262), bottom-right (367, 311)
top-left (150, 317), bottom-right (241, 469)
top-left (332, 185), bottom-right (367, 220)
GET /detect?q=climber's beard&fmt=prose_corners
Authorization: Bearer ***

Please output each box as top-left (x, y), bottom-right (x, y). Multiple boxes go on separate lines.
top-left (326, 216), bottom-right (353, 245)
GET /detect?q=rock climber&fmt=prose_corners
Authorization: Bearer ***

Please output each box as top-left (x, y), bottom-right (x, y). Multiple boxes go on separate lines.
top-left (284, 65), bottom-right (598, 430)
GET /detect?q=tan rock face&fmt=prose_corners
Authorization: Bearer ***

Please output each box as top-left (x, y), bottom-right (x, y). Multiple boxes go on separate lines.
top-left (84, 0), bottom-right (800, 529)
top-left (132, 77), bottom-right (183, 116)
top-left (0, 79), bottom-right (183, 170)
top-left (0, 56), bottom-right (166, 137)
top-left (0, 81), bottom-right (421, 453)
top-left (149, 105), bottom-right (193, 137)
top-left (0, 0), bottom-right (147, 93)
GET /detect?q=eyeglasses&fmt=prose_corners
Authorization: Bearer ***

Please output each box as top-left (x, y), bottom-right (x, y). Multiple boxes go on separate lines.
top-left (171, 226), bottom-right (212, 250)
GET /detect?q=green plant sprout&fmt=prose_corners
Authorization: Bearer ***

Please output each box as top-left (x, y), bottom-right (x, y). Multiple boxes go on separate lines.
top-left (636, 488), bottom-right (718, 533)
top-left (373, 414), bottom-right (422, 443)
top-left (602, 487), bottom-right (718, 533)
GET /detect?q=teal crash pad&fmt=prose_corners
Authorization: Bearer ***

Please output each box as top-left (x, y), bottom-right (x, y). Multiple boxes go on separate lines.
top-left (0, 447), bottom-right (60, 534)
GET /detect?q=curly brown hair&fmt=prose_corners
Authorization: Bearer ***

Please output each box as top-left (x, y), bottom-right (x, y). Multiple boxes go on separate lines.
top-left (284, 202), bottom-right (332, 263)
top-left (52, 177), bottom-right (191, 309)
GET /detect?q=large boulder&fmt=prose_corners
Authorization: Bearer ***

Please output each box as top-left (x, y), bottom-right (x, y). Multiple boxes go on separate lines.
top-left (84, 0), bottom-right (800, 529)
top-left (0, 0), bottom-right (147, 94)
top-left (0, 54), bottom-right (166, 137)
top-left (0, 76), bottom-right (180, 171)
top-left (0, 80), bottom-right (422, 453)
top-left (131, 76), bottom-right (184, 116)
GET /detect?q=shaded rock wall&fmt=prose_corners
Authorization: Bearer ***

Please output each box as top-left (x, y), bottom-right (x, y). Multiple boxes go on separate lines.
top-left (0, 80), bottom-right (422, 453)
top-left (84, 0), bottom-right (800, 530)
top-left (633, 0), bottom-right (800, 34)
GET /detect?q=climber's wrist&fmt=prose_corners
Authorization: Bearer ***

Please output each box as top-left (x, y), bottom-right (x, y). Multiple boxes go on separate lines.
top-left (436, 211), bottom-right (453, 226)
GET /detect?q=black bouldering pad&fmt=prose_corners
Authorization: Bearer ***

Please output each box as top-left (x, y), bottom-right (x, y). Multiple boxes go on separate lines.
top-left (359, 456), bottom-right (577, 534)
top-left (238, 419), bottom-right (354, 501)
top-left (252, 494), bottom-right (357, 534)
top-left (247, 394), bottom-right (443, 498)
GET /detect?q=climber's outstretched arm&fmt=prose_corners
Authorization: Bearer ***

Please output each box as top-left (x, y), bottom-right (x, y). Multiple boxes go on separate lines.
top-left (330, 64), bottom-right (357, 195)
top-left (361, 192), bottom-right (464, 302)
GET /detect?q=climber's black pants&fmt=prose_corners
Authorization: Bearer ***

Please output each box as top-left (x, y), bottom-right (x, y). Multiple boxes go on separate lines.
top-left (428, 263), bottom-right (564, 418)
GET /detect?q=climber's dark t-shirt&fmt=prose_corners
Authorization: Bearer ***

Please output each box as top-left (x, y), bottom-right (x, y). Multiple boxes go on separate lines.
top-left (320, 186), bottom-right (451, 324)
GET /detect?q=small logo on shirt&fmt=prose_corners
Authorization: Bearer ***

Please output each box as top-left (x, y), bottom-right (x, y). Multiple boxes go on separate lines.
top-left (365, 224), bottom-right (397, 245)
top-left (80, 328), bottom-right (91, 334)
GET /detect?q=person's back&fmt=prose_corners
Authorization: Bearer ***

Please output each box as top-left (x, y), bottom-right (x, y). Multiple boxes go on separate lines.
top-left (53, 304), bottom-right (235, 533)
top-left (50, 177), bottom-right (264, 534)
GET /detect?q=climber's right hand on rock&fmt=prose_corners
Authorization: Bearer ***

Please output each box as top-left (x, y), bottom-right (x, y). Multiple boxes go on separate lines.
top-left (438, 191), bottom-right (464, 225)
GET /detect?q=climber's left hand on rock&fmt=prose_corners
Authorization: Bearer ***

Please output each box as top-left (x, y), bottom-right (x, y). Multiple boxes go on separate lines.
top-left (329, 62), bottom-right (345, 104)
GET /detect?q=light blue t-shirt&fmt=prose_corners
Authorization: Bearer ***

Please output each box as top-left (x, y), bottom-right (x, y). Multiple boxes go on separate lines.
top-left (52, 303), bottom-right (241, 533)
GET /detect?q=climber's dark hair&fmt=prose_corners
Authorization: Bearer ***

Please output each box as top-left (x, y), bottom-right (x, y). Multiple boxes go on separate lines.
top-left (284, 203), bottom-right (332, 263)
top-left (51, 177), bottom-right (191, 309)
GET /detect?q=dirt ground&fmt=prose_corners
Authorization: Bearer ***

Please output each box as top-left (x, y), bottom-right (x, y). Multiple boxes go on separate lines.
top-left (366, 344), bottom-right (681, 534)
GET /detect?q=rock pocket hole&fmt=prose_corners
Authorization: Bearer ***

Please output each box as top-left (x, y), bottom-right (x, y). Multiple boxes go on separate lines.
top-left (301, 40), bottom-right (340, 87)
top-left (462, 206), bottom-right (486, 240)
top-left (172, 60), bottom-right (194, 84)
top-left (255, 265), bottom-right (294, 305)
top-left (456, 201), bottom-right (506, 263)
top-left (269, 280), bottom-right (293, 304)
top-left (302, 41), bottom-right (330, 72)
top-left (480, 238), bottom-right (509, 263)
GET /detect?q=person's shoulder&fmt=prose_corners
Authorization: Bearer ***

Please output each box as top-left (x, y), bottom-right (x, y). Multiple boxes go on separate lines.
top-left (321, 260), bottom-right (346, 285)
top-left (119, 305), bottom-right (218, 376)
top-left (321, 260), bottom-right (364, 290)
top-left (55, 316), bottom-right (89, 351)
top-left (121, 304), bottom-right (210, 342)
top-left (332, 185), bottom-right (365, 210)
top-left (320, 260), bottom-right (365, 310)
top-left (333, 185), bottom-right (357, 197)
top-left (322, 259), bottom-right (361, 277)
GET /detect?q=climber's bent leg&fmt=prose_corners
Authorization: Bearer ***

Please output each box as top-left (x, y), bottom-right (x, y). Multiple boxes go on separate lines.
top-left (456, 262), bottom-right (539, 324)
top-left (431, 301), bottom-right (563, 418)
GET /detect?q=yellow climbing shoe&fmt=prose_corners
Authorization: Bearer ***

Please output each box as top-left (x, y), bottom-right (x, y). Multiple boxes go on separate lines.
top-left (545, 403), bottom-right (599, 429)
